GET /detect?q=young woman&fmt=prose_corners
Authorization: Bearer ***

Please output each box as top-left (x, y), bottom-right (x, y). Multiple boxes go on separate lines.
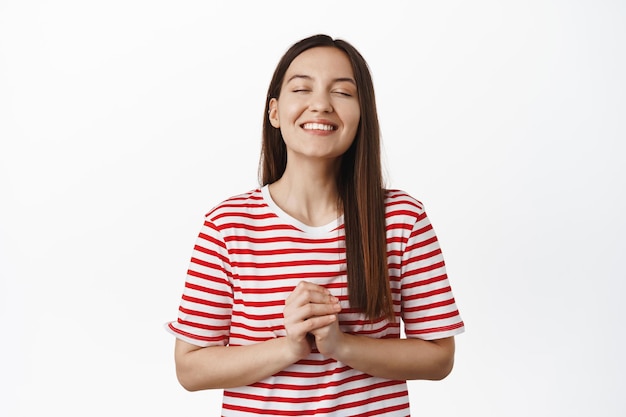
top-left (166, 34), bottom-right (464, 416)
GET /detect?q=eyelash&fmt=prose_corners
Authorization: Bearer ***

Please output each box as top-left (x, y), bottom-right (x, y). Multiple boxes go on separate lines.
top-left (292, 89), bottom-right (352, 97)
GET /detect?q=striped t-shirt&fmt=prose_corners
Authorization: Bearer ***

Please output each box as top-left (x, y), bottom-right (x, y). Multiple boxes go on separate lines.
top-left (166, 186), bottom-right (464, 416)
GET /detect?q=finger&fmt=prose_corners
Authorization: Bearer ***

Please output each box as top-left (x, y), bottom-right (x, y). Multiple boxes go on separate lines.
top-left (302, 300), bottom-right (341, 318)
top-left (285, 281), bottom-right (319, 305)
top-left (296, 314), bottom-right (338, 334)
top-left (285, 301), bottom-right (341, 326)
top-left (286, 282), bottom-right (336, 306)
top-left (295, 280), bottom-right (326, 291)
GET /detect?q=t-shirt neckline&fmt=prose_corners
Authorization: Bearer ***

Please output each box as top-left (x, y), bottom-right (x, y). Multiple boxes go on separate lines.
top-left (261, 185), bottom-right (344, 235)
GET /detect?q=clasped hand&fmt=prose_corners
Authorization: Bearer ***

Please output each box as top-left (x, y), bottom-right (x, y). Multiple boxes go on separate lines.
top-left (283, 281), bottom-right (344, 360)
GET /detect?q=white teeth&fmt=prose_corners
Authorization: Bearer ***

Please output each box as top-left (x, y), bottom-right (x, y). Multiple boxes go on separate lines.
top-left (302, 123), bottom-right (335, 131)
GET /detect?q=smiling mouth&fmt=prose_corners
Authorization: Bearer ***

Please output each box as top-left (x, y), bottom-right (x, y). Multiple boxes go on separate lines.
top-left (301, 122), bottom-right (337, 131)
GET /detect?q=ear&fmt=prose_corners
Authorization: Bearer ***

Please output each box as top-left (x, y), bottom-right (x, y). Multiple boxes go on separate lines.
top-left (268, 98), bottom-right (280, 128)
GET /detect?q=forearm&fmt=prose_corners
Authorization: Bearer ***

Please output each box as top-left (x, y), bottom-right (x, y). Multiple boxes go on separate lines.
top-left (175, 337), bottom-right (298, 391)
top-left (332, 335), bottom-right (455, 381)
top-left (175, 283), bottom-right (342, 391)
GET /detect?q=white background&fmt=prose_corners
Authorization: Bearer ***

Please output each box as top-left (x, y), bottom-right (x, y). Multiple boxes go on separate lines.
top-left (1, 1), bottom-right (625, 415)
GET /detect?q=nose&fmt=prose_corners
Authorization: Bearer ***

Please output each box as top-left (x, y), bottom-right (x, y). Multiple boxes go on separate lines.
top-left (308, 91), bottom-right (333, 113)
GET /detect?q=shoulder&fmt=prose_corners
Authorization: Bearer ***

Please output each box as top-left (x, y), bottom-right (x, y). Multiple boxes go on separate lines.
top-left (384, 189), bottom-right (426, 220)
top-left (204, 188), bottom-right (266, 221)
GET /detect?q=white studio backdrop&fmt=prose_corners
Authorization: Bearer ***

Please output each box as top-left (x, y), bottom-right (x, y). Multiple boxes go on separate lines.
top-left (1, 1), bottom-right (624, 415)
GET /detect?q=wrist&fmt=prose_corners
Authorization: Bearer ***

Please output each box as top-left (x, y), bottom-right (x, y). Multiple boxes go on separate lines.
top-left (280, 335), bottom-right (310, 364)
top-left (332, 332), bottom-right (353, 363)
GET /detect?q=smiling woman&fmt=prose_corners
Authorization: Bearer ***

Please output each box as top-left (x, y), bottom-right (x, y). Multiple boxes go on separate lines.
top-left (165, 34), bottom-right (464, 416)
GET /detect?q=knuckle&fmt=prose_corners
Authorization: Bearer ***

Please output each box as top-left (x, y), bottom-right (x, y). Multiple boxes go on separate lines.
top-left (304, 319), bottom-right (316, 331)
top-left (304, 303), bottom-right (315, 316)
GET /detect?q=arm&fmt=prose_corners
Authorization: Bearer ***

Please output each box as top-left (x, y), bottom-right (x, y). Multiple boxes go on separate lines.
top-left (174, 282), bottom-right (341, 391)
top-left (304, 276), bottom-right (456, 380)
top-left (175, 337), bottom-right (300, 390)
top-left (314, 328), bottom-right (455, 381)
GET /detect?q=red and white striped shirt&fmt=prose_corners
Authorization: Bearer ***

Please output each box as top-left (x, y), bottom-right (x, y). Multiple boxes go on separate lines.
top-left (166, 186), bottom-right (464, 416)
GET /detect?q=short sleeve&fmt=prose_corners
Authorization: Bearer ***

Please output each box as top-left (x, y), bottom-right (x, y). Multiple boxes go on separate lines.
top-left (400, 209), bottom-right (465, 340)
top-left (164, 217), bottom-right (234, 347)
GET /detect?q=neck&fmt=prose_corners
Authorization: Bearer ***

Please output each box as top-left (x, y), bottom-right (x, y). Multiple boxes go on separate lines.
top-left (269, 158), bottom-right (342, 227)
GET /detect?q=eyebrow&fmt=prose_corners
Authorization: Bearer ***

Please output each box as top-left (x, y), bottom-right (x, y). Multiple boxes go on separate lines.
top-left (286, 74), bottom-right (356, 85)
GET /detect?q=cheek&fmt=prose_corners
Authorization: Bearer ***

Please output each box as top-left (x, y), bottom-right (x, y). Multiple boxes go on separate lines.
top-left (347, 109), bottom-right (361, 134)
top-left (346, 102), bottom-right (360, 122)
top-left (279, 104), bottom-right (301, 125)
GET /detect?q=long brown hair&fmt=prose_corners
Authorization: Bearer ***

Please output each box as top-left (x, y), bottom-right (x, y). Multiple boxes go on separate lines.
top-left (259, 34), bottom-right (394, 321)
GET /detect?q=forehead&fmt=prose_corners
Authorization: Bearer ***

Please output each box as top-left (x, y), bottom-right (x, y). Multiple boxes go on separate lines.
top-left (284, 47), bottom-right (354, 81)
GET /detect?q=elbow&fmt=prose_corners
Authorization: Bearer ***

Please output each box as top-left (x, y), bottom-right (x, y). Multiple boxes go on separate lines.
top-left (175, 352), bottom-right (210, 391)
top-left (426, 350), bottom-right (455, 381)
top-left (432, 356), bottom-right (454, 380)
top-left (176, 367), bottom-right (202, 392)
top-left (425, 336), bottom-right (456, 381)
top-left (178, 380), bottom-right (199, 392)
top-left (176, 359), bottom-right (222, 391)
top-left (177, 365), bottom-right (221, 391)
top-left (174, 339), bottom-right (213, 391)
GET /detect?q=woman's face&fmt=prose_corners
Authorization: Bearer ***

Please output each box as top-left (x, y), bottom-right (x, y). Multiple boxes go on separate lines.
top-left (269, 47), bottom-right (360, 164)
